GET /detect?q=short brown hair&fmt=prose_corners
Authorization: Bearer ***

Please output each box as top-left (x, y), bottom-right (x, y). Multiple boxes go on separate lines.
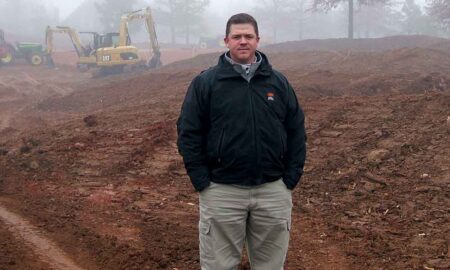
top-left (225, 13), bottom-right (259, 37)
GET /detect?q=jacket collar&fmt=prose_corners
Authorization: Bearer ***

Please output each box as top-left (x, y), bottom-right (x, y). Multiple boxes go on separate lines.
top-left (216, 50), bottom-right (272, 80)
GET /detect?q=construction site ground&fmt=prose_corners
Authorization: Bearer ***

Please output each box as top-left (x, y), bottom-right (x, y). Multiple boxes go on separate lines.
top-left (0, 36), bottom-right (449, 270)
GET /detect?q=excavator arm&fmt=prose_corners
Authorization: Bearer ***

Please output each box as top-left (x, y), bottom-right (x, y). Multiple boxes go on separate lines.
top-left (119, 7), bottom-right (161, 68)
top-left (45, 26), bottom-right (88, 67)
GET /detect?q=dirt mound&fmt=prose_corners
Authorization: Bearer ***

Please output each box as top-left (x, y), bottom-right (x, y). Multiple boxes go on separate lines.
top-left (39, 47), bottom-right (449, 113)
top-left (301, 91), bottom-right (450, 269)
top-left (37, 70), bottom-right (196, 113)
top-left (1, 35), bottom-right (450, 269)
top-left (272, 47), bottom-right (450, 73)
top-left (158, 47), bottom-right (450, 98)
top-left (263, 35), bottom-right (450, 53)
top-left (159, 52), bottom-right (221, 73)
top-left (32, 35), bottom-right (450, 102)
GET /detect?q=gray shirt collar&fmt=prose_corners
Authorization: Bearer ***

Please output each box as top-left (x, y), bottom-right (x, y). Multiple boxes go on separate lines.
top-left (224, 51), bottom-right (262, 82)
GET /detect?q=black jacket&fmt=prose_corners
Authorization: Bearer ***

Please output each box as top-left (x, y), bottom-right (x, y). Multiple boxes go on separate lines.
top-left (177, 51), bottom-right (306, 191)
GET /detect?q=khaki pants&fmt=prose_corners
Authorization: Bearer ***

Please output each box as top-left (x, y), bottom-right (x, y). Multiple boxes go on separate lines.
top-left (199, 179), bottom-right (292, 270)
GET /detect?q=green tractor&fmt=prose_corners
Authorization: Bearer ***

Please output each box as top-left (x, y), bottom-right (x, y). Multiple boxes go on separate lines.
top-left (0, 29), bottom-right (46, 66)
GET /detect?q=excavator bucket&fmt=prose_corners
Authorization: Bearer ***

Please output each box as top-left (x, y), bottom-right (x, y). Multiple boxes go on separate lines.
top-left (147, 52), bottom-right (161, 69)
top-left (46, 55), bottom-right (56, 68)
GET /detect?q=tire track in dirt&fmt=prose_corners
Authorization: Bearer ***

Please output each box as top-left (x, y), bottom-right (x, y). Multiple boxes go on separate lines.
top-left (0, 113), bottom-right (11, 131)
top-left (0, 203), bottom-right (85, 270)
top-left (0, 106), bottom-right (26, 132)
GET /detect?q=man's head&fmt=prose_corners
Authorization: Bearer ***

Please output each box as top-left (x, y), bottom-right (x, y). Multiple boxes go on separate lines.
top-left (224, 13), bottom-right (260, 64)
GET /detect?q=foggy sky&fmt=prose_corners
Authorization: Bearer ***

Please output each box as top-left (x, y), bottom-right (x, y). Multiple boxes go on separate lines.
top-left (1, 0), bottom-right (439, 45)
top-left (41, 0), bottom-right (429, 20)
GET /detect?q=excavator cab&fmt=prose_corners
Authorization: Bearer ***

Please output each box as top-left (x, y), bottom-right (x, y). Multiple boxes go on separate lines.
top-left (81, 32), bottom-right (129, 50)
top-left (78, 32), bottom-right (125, 52)
top-left (100, 33), bottom-right (115, 48)
top-left (100, 33), bottom-right (126, 48)
top-left (79, 32), bottom-right (101, 55)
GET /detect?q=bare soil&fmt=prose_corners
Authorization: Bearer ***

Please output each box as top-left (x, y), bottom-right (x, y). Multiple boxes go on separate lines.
top-left (0, 219), bottom-right (51, 270)
top-left (0, 37), bottom-right (449, 270)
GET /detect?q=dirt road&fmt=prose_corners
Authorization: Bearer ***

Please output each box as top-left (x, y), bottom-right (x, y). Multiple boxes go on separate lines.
top-left (0, 202), bottom-right (84, 270)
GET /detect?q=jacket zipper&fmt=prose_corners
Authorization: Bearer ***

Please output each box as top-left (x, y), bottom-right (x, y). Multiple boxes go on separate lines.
top-left (217, 128), bottom-right (225, 163)
top-left (279, 126), bottom-right (285, 159)
top-left (248, 81), bottom-right (259, 174)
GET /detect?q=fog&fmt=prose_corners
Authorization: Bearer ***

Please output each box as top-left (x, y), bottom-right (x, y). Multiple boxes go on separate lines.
top-left (0, 0), bottom-right (445, 47)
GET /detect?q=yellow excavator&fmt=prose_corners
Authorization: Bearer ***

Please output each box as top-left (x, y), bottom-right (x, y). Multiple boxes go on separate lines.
top-left (46, 7), bottom-right (161, 73)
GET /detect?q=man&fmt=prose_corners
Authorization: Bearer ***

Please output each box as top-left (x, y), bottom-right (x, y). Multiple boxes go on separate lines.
top-left (177, 13), bottom-right (306, 270)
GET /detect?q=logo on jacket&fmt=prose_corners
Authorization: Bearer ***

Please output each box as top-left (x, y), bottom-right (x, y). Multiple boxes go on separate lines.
top-left (267, 92), bottom-right (275, 101)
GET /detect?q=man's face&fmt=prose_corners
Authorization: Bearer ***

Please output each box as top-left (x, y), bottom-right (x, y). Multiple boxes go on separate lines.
top-left (224, 23), bottom-right (260, 64)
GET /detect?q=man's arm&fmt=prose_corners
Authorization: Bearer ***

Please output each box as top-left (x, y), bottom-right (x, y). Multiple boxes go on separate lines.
top-left (282, 81), bottom-right (307, 190)
top-left (177, 76), bottom-right (211, 192)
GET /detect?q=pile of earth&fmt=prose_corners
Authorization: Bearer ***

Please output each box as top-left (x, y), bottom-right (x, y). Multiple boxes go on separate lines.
top-left (263, 35), bottom-right (450, 53)
top-left (0, 35), bottom-right (449, 270)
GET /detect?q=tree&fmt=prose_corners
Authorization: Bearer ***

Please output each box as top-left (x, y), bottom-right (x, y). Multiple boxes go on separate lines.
top-left (253, 0), bottom-right (294, 43)
top-left (154, 0), bottom-right (209, 45)
top-left (401, 0), bottom-right (422, 34)
top-left (95, 0), bottom-right (138, 32)
top-left (427, 0), bottom-right (450, 31)
top-left (180, 0), bottom-right (210, 45)
top-left (154, 0), bottom-right (177, 44)
top-left (281, 0), bottom-right (311, 41)
top-left (288, 0), bottom-right (308, 40)
top-left (312, 0), bottom-right (392, 39)
top-left (0, 0), bottom-right (53, 39)
top-left (354, 2), bottom-right (401, 37)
